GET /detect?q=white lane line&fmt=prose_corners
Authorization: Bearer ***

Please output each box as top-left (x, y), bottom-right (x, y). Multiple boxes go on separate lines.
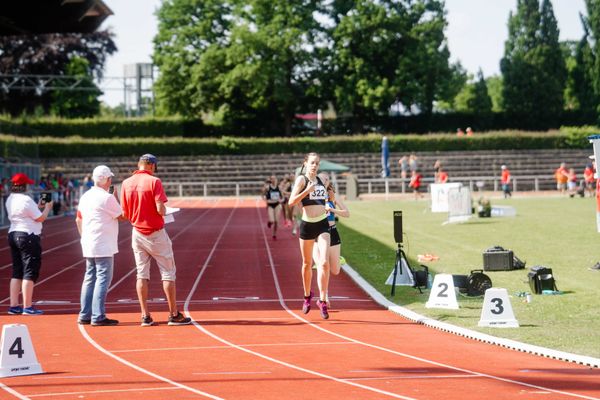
top-left (257, 204), bottom-right (600, 400)
top-left (26, 386), bottom-right (181, 398)
top-left (76, 326), bottom-right (222, 399)
top-left (0, 382), bottom-right (30, 400)
top-left (32, 374), bottom-right (112, 380)
top-left (111, 341), bottom-right (355, 353)
top-left (183, 200), bottom-right (417, 400)
top-left (192, 371), bottom-right (272, 376)
top-left (346, 374), bottom-right (480, 382)
top-left (72, 201), bottom-right (225, 400)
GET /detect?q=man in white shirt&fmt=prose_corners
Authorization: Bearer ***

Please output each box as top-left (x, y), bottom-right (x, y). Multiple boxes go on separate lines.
top-left (76, 165), bottom-right (123, 326)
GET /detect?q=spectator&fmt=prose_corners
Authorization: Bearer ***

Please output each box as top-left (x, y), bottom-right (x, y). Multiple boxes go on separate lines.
top-left (6, 173), bottom-right (52, 315)
top-left (409, 170), bottom-right (423, 200)
top-left (433, 160), bottom-right (442, 182)
top-left (466, 127), bottom-right (474, 136)
top-left (567, 168), bottom-right (579, 197)
top-left (398, 155), bottom-right (408, 180)
top-left (120, 154), bottom-right (191, 327)
top-left (555, 162), bottom-right (569, 194)
top-left (500, 165), bottom-right (512, 198)
top-left (409, 154), bottom-right (418, 174)
top-left (436, 168), bottom-right (449, 184)
top-left (76, 165), bottom-right (123, 326)
top-left (456, 128), bottom-right (465, 136)
top-left (584, 161), bottom-right (595, 197)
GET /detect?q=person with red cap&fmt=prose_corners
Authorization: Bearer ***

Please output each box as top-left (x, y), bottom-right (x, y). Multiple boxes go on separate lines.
top-left (5, 172), bottom-right (53, 315)
top-left (120, 154), bottom-right (191, 327)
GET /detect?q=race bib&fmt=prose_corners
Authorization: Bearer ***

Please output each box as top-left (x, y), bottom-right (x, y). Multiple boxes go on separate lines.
top-left (309, 185), bottom-right (327, 200)
top-left (270, 191), bottom-right (280, 201)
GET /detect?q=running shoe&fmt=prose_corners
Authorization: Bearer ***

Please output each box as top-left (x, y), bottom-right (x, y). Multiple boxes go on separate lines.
top-left (168, 311), bottom-right (192, 326)
top-left (141, 314), bottom-right (156, 327)
top-left (22, 307), bottom-right (43, 315)
top-left (8, 306), bottom-right (22, 315)
top-left (302, 291), bottom-right (313, 314)
top-left (92, 318), bottom-right (119, 326)
top-left (590, 262), bottom-right (600, 271)
top-left (339, 256), bottom-right (347, 265)
top-left (272, 235), bottom-right (277, 240)
top-left (78, 319), bottom-right (91, 325)
top-left (316, 299), bottom-right (329, 319)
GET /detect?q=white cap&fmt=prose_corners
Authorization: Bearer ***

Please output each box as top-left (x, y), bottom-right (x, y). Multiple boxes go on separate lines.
top-left (92, 165), bottom-right (114, 183)
top-left (501, 165), bottom-right (506, 169)
top-left (589, 155), bottom-right (595, 160)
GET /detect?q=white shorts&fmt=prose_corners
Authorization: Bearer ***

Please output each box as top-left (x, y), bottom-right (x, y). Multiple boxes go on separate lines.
top-left (132, 228), bottom-right (176, 281)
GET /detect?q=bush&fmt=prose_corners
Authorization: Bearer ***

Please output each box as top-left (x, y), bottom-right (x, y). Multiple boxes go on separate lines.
top-left (0, 128), bottom-right (592, 158)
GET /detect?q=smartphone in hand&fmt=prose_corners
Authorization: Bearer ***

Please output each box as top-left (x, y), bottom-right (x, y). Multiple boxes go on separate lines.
top-left (41, 192), bottom-right (52, 203)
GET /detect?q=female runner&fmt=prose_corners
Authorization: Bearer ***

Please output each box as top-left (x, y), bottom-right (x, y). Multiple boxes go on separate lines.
top-left (313, 173), bottom-right (349, 306)
top-left (288, 152), bottom-right (331, 319)
top-left (264, 175), bottom-right (283, 239)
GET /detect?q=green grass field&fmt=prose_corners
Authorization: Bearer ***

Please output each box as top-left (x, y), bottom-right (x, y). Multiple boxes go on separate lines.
top-left (338, 195), bottom-right (600, 358)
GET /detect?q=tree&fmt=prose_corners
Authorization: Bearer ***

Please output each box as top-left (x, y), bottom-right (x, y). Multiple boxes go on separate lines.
top-left (153, 0), bottom-right (322, 135)
top-left (0, 31), bottom-right (116, 115)
top-left (328, 0), bottom-right (461, 125)
top-left (50, 57), bottom-right (101, 118)
top-left (500, 0), bottom-right (566, 128)
top-left (454, 70), bottom-right (492, 114)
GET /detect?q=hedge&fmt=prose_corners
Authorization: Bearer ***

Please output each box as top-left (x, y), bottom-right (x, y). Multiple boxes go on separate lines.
top-left (2, 128), bottom-right (599, 159)
top-left (2, 109), bottom-right (598, 139)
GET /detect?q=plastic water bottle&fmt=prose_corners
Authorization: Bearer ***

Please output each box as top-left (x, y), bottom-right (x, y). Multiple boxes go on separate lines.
top-left (427, 273), bottom-right (433, 289)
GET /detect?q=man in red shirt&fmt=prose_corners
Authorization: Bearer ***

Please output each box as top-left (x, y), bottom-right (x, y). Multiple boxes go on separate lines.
top-left (121, 154), bottom-right (191, 327)
top-left (500, 165), bottom-right (512, 198)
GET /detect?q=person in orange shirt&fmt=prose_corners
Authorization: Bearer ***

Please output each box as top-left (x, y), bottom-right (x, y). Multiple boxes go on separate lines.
top-left (554, 162), bottom-right (569, 194)
top-left (409, 170), bottom-right (424, 200)
top-left (584, 161), bottom-right (595, 197)
top-left (466, 127), bottom-right (474, 136)
top-left (500, 165), bottom-right (511, 198)
top-left (120, 154), bottom-right (191, 327)
top-left (436, 168), bottom-right (449, 184)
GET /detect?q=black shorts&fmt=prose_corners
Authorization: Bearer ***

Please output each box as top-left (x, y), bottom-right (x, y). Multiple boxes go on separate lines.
top-left (9, 231), bottom-right (42, 282)
top-left (299, 217), bottom-right (330, 240)
top-left (329, 224), bottom-right (341, 246)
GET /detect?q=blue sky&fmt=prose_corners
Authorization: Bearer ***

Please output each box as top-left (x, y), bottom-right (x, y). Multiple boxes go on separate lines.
top-left (98, 0), bottom-right (587, 106)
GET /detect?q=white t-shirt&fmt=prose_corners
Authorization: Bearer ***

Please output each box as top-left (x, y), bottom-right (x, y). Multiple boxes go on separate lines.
top-left (77, 186), bottom-right (123, 258)
top-left (6, 193), bottom-right (43, 235)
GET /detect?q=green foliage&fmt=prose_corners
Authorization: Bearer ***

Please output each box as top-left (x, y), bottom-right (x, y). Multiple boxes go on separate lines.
top-left (453, 70), bottom-right (492, 114)
top-left (501, 0), bottom-right (566, 128)
top-left (0, 129), bottom-right (591, 158)
top-left (153, 0), bottom-right (321, 135)
top-left (50, 57), bottom-right (101, 118)
top-left (338, 197), bottom-right (600, 357)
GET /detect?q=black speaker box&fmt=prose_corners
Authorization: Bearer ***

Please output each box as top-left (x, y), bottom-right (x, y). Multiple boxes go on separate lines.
top-left (393, 211), bottom-right (403, 243)
top-left (483, 250), bottom-right (513, 271)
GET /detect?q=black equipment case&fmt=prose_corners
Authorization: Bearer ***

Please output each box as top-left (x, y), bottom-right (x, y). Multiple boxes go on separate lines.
top-left (483, 246), bottom-right (526, 271)
top-left (528, 266), bottom-right (558, 294)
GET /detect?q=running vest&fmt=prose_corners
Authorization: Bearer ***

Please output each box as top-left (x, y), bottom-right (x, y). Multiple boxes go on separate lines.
top-left (300, 176), bottom-right (327, 207)
top-left (265, 185), bottom-right (282, 205)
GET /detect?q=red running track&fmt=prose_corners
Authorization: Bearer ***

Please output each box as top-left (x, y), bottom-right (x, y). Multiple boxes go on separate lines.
top-left (0, 198), bottom-right (598, 400)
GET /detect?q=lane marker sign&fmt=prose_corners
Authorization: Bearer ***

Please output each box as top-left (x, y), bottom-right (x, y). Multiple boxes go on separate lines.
top-left (478, 288), bottom-right (519, 328)
top-left (425, 273), bottom-right (459, 309)
top-left (0, 324), bottom-right (43, 377)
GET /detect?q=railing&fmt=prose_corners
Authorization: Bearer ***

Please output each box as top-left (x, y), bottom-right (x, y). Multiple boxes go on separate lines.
top-left (356, 175), bottom-right (557, 195)
top-left (158, 175), bottom-right (559, 198)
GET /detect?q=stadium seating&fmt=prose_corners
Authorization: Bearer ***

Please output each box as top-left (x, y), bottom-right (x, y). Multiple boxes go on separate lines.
top-left (40, 149), bottom-right (591, 196)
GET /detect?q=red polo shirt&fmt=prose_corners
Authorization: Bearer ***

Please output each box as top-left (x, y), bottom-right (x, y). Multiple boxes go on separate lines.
top-left (121, 170), bottom-right (168, 235)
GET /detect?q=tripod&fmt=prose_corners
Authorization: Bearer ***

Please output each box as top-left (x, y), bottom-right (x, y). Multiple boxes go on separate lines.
top-left (390, 243), bottom-right (410, 296)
